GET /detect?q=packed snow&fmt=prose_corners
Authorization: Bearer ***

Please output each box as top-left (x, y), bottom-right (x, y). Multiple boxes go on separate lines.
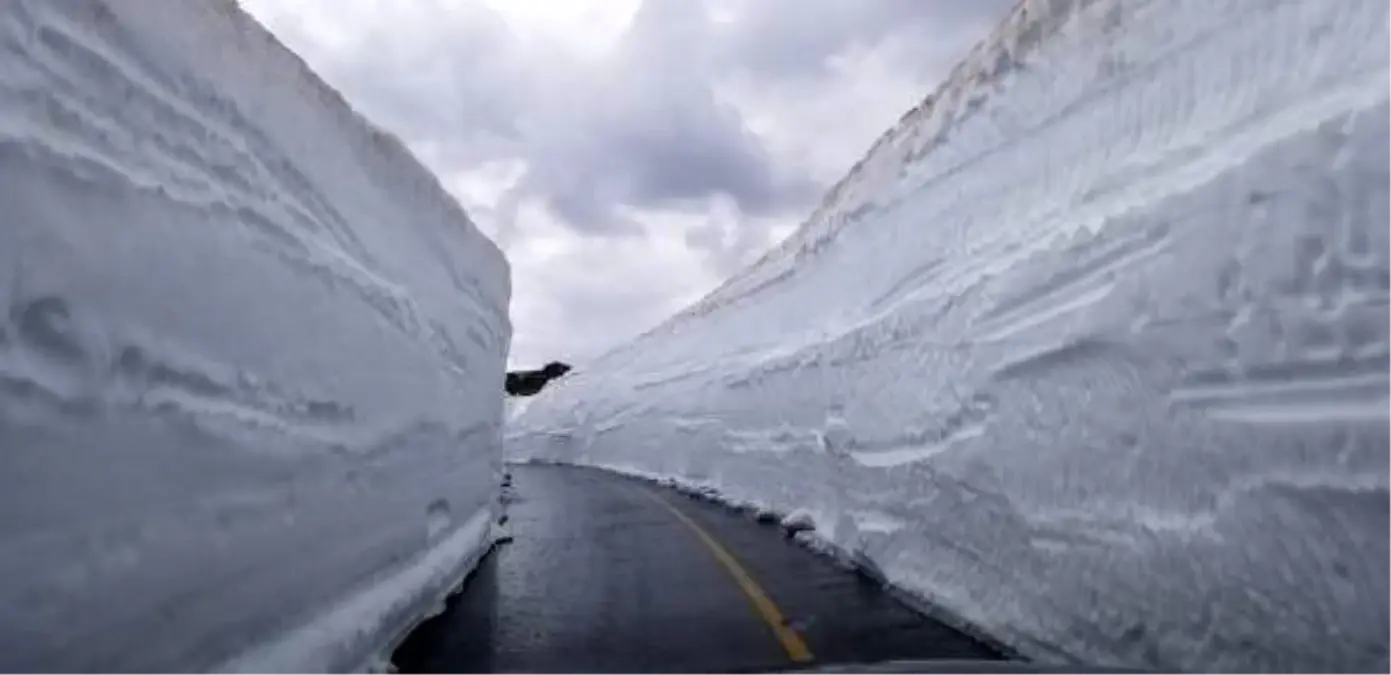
top-left (509, 0), bottom-right (1390, 671)
top-left (0, 0), bottom-right (509, 671)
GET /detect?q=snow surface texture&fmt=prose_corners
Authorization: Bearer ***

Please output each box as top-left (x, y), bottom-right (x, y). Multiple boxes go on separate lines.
top-left (510, 0), bottom-right (1391, 671)
top-left (0, 0), bottom-right (509, 671)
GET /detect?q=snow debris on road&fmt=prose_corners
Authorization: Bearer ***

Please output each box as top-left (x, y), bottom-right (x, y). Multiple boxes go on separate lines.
top-left (780, 509), bottom-right (818, 535)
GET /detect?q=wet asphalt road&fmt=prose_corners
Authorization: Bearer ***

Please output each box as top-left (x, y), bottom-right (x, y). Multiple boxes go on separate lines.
top-left (392, 463), bottom-right (1005, 673)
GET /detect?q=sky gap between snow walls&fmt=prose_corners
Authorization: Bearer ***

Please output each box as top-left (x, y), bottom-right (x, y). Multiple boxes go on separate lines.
top-left (0, 0), bottom-right (510, 671)
top-left (509, 0), bottom-right (1390, 671)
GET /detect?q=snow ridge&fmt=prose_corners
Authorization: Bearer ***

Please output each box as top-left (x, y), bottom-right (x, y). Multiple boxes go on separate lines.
top-left (511, 0), bottom-right (1389, 670)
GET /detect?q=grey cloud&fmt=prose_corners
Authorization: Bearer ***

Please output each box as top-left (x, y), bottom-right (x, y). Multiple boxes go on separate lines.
top-left (268, 0), bottom-right (819, 239)
top-left (515, 93), bottom-right (817, 234)
top-left (505, 0), bottom-right (818, 235)
top-left (509, 263), bottom-right (686, 367)
top-left (606, 100), bottom-right (817, 213)
top-left (257, 0), bottom-right (1010, 238)
top-left (714, 0), bottom-right (1017, 81)
top-left (681, 195), bottom-right (772, 276)
top-left (247, 0), bottom-right (1015, 363)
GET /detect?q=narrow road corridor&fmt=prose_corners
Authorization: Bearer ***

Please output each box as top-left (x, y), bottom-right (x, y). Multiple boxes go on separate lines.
top-left (392, 464), bottom-right (1006, 673)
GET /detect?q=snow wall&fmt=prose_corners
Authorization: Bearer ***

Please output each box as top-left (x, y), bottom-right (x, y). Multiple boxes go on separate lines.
top-left (510, 0), bottom-right (1390, 671)
top-left (0, 0), bottom-right (510, 671)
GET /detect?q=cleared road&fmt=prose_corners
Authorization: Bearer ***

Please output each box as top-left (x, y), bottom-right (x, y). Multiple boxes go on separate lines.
top-left (392, 463), bottom-right (1007, 673)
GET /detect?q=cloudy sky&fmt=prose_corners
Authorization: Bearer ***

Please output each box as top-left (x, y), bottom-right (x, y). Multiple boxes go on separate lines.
top-left (241, 0), bottom-right (1013, 368)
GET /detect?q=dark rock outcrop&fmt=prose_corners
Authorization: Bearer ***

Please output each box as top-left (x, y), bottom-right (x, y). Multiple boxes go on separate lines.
top-left (505, 361), bottom-right (572, 397)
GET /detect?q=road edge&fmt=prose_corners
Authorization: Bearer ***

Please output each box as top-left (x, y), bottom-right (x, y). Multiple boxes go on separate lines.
top-left (519, 459), bottom-right (1038, 666)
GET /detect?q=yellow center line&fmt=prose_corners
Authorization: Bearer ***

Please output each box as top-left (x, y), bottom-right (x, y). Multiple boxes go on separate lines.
top-left (638, 486), bottom-right (815, 664)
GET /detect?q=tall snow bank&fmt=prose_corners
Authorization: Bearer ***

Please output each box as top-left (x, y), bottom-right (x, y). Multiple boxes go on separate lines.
top-left (0, 0), bottom-right (509, 670)
top-left (510, 0), bottom-right (1389, 670)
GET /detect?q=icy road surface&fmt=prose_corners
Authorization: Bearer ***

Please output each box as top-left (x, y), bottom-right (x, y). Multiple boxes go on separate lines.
top-left (510, 0), bottom-right (1391, 671)
top-left (0, 0), bottom-right (509, 670)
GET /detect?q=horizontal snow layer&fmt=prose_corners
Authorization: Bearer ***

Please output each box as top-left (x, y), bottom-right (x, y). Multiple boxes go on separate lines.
top-left (0, 0), bottom-right (509, 671)
top-left (510, 0), bottom-right (1390, 671)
